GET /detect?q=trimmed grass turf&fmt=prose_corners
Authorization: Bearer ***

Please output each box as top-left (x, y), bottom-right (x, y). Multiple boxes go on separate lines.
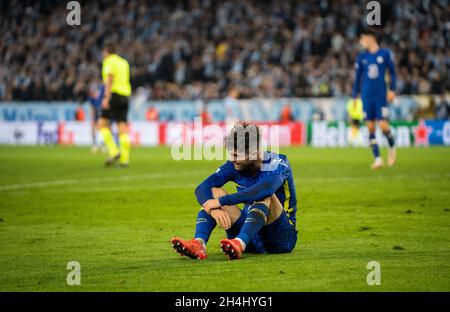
top-left (0, 145), bottom-right (449, 291)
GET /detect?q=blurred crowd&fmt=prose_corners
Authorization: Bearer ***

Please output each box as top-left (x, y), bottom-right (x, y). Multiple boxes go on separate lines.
top-left (0, 0), bottom-right (449, 102)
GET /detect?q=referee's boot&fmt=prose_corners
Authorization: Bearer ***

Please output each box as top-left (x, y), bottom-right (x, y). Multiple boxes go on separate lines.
top-left (105, 153), bottom-right (120, 167)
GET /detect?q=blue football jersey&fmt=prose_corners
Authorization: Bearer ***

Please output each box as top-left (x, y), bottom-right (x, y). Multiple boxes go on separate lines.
top-left (352, 48), bottom-right (396, 98)
top-left (215, 151), bottom-right (298, 226)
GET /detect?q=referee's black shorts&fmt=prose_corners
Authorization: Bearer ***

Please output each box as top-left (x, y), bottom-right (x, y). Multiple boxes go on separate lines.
top-left (101, 93), bottom-right (129, 122)
top-left (350, 119), bottom-right (361, 127)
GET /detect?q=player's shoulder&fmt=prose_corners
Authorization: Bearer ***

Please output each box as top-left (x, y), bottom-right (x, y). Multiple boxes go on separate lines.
top-left (379, 48), bottom-right (394, 58)
top-left (356, 51), bottom-right (368, 61)
top-left (115, 53), bottom-right (130, 65)
top-left (215, 160), bottom-right (236, 177)
top-left (105, 54), bottom-right (125, 65)
top-left (261, 151), bottom-right (291, 178)
top-left (103, 54), bottom-right (114, 63)
top-left (355, 52), bottom-right (368, 68)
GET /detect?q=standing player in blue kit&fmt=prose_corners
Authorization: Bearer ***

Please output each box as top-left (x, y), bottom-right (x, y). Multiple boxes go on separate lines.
top-left (352, 29), bottom-right (397, 169)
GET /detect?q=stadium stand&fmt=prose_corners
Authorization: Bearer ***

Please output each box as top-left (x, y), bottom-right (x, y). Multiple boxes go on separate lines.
top-left (0, 0), bottom-right (448, 102)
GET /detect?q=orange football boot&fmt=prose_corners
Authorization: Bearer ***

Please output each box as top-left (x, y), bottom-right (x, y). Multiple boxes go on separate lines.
top-left (220, 238), bottom-right (244, 260)
top-left (171, 237), bottom-right (207, 260)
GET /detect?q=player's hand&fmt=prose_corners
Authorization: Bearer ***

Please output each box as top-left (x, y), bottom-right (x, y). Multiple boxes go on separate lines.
top-left (210, 209), bottom-right (231, 230)
top-left (202, 199), bottom-right (221, 214)
top-left (387, 90), bottom-right (396, 103)
top-left (101, 98), bottom-right (110, 110)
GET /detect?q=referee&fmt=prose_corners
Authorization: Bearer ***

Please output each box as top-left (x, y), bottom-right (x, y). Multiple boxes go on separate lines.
top-left (99, 41), bottom-right (132, 167)
top-left (346, 98), bottom-right (364, 146)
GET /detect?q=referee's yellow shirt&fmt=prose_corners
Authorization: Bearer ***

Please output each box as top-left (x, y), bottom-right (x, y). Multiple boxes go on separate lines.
top-left (102, 54), bottom-right (131, 97)
top-left (347, 98), bottom-right (364, 121)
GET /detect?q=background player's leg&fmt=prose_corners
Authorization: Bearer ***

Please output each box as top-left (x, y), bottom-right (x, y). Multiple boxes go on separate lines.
top-left (348, 120), bottom-right (358, 147)
top-left (367, 120), bottom-right (383, 169)
top-left (90, 107), bottom-right (98, 153)
top-left (118, 122), bottom-right (131, 166)
top-left (99, 117), bottom-right (119, 159)
top-left (379, 120), bottom-right (394, 146)
top-left (379, 119), bottom-right (396, 166)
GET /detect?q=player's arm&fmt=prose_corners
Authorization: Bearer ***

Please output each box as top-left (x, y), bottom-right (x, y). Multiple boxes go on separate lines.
top-left (102, 74), bottom-right (113, 109)
top-left (351, 55), bottom-right (363, 100)
top-left (386, 51), bottom-right (397, 102)
top-left (194, 161), bottom-right (234, 207)
top-left (203, 174), bottom-right (285, 211)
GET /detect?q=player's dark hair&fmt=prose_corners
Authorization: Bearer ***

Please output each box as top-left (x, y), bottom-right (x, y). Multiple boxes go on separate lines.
top-left (360, 28), bottom-right (379, 41)
top-left (225, 122), bottom-right (261, 160)
top-left (103, 41), bottom-right (116, 54)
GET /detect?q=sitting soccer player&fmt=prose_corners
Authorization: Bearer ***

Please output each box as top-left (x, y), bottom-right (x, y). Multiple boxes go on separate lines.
top-left (171, 123), bottom-right (298, 260)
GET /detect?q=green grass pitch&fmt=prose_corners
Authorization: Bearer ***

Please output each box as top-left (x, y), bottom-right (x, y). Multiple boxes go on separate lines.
top-left (0, 145), bottom-right (449, 291)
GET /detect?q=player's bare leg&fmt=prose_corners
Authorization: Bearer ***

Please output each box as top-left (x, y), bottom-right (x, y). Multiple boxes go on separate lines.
top-left (367, 120), bottom-right (384, 170)
top-left (379, 120), bottom-right (396, 167)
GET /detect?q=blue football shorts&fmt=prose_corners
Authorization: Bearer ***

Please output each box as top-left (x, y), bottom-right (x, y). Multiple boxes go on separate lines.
top-left (362, 96), bottom-right (389, 121)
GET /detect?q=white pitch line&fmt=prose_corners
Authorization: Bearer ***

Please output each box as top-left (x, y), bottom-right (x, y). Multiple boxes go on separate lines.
top-left (0, 171), bottom-right (207, 192)
top-left (1, 171), bottom-right (448, 192)
top-left (39, 183), bottom-right (199, 194)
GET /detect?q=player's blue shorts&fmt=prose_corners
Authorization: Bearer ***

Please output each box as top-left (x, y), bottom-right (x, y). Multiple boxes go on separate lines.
top-left (362, 96), bottom-right (389, 121)
top-left (226, 205), bottom-right (298, 254)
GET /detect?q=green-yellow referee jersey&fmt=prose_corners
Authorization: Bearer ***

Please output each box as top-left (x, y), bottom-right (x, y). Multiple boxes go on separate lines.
top-left (347, 98), bottom-right (364, 121)
top-left (102, 54), bottom-right (131, 97)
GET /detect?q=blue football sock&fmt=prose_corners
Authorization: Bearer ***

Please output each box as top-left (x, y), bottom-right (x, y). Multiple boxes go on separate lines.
top-left (194, 209), bottom-right (216, 244)
top-left (383, 131), bottom-right (395, 148)
top-left (236, 203), bottom-right (269, 246)
top-left (369, 133), bottom-right (380, 158)
top-left (226, 211), bottom-right (246, 239)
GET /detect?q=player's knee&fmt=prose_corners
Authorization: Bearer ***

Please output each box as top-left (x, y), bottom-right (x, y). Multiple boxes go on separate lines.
top-left (211, 187), bottom-right (228, 199)
top-left (249, 201), bottom-right (270, 220)
top-left (118, 123), bottom-right (129, 134)
top-left (379, 121), bottom-right (390, 133)
top-left (98, 120), bottom-right (107, 129)
top-left (256, 196), bottom-right (272, 208)
top-left (254, 197), bottom-right (271, 209)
